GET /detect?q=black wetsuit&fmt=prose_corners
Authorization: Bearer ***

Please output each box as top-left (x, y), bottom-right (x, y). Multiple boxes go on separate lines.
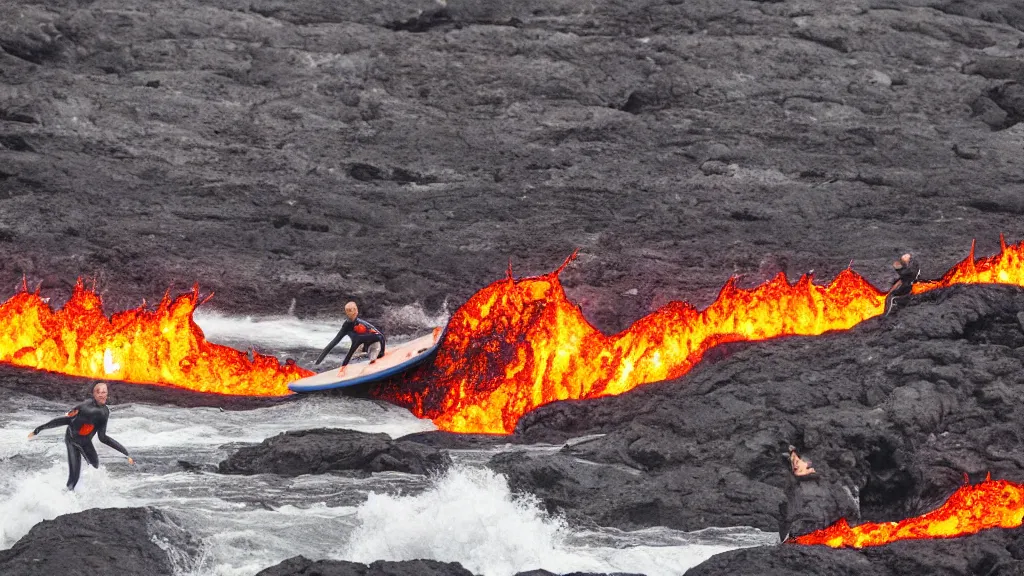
top-left (315, 317), bottom-right (386, 366)
top-left (885, 257), bottom-right (921, 314)
top-left (33, 399), bottom-right (130, 490)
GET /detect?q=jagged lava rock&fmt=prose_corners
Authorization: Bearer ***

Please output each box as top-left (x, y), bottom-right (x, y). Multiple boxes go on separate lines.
top-left (218, 427), bottom-right (451, 476)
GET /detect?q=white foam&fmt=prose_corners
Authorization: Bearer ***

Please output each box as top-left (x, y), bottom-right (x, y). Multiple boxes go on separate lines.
top-left (342, 466), bottom-right (765, 576)
top-left (192, 311), bottom-right (344, 350)
top-left (192, 305), bottom-right (448, 351)
top-left (382, 302), bottom-right (450, 334)
top-left (0, 464), bottom-right (130, 548)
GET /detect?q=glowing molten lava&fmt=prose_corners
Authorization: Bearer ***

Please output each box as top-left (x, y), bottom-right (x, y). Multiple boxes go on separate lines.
top-left (792, 475), bottom-right (1024, 548)
top-left (0, 281), bottom-right (311, 395)
top-left (379, 239), bottom-right (1024, 434)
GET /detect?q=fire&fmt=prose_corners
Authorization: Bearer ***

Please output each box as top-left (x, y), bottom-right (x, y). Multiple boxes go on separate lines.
top-left (0, 280), bottom-right (311, 395)
top-left (2, 238), bottom-right (1022, 406)
top-left (913, 237), bottom-right (1024, 292)
top-left (379, 238), bottom-right (1024, 434)
top-left (792, 475), bottom-right (1024, 548)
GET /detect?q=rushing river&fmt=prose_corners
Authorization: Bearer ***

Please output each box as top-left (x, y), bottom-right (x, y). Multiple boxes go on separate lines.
top-left (0, 311), bottom-right (777, 575)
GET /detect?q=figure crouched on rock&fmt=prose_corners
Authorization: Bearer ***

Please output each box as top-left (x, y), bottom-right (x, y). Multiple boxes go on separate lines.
top-left (884, 252), bottom-right (920, 315)
top-left (778, 445), bottom-right (860, 543)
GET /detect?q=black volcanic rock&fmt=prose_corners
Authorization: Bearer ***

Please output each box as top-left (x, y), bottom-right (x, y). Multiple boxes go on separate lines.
top-left (684, 529), bottom-right (1024, 576)
top-left (0, 507), bottom-right (202, 576)
top-left (218, 428), bottom-right (451, 476)
top-left (0, 0), bottom-right (1023, 337)
top-left (490, 285), bottom-right (1024, 534)
top-left (256, 557), bottom-right (644, 576)
top-left (778, 471), bottom-right (860, 543)
top-left (255, 557), bottom-right (475, 576)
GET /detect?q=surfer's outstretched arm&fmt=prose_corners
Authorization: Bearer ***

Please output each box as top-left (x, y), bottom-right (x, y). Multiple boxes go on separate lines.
top-left (315, 326), bottom-right (348, 365)
top-left (29, 416), bottom-right (71, 437)
top-left (96, 419), bottom-right (130, 458)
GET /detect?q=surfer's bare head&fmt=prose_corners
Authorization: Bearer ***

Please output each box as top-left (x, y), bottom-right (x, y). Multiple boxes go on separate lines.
top-left (92, 381), bottom-right (109, 406)
top-left (345, 301), bottom-right (359, 321)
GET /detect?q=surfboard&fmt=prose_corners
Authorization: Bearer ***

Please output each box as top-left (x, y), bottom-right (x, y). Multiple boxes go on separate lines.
top-left (288, 327), bottom-right (444, 393)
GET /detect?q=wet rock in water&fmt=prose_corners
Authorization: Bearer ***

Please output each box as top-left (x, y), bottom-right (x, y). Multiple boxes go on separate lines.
top-left (397, 430), bottom-right (523, 450)
top-left (0, 507), bottom-right (202, 576)
top-left (683, 528), bottom-right (1024, 576)
top-left (218, 428), bottom-right (451, 476)
top-left (493, 285), bottom-right (1024, 534)
top-left (255, 556), bottom-right (475, 576)
top-left (256, 557), bottom-right (646, 576)
top-left (516, 565), bottom-right (643, 569)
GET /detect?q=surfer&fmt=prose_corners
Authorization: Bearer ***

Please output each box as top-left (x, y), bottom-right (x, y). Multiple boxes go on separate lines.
top-left (314, 301), bottom-right (387, 373)
top-left (884, 252), bottom-right (920, 315)
top-left (27, 381), bottom-right (134, 491)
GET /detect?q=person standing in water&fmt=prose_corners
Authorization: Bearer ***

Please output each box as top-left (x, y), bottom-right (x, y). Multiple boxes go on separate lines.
top-left (28, 381), bottom-right (134, 491)
top-left (314, 301), bottom-right (387, 373)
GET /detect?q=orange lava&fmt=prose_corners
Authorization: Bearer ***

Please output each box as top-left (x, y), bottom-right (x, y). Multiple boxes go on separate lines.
top-left (792, 475), bottom-right (1024, 548)
top-left (380, 238), bottom-right (1024, 434)
top-left (913, 237), bottom-right (1024, 293)
top-left (0, 281), bottom-right (311, 395)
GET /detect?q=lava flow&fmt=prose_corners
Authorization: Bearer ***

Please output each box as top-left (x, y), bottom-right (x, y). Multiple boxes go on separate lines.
top-left (0, 281), bottom-right (311, 395)
top-left (792, 475), bottom-right (1024, 548)
top-left (379, 238), bottom-right (1024, 434)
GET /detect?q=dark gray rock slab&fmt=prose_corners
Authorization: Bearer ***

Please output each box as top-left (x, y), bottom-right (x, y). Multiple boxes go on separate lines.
top-left (218, 428), bottom-right (451, 476)
top-left (0, 507), bottom-right (202, 576)
top-left (255, 557), bottom-right (475, 576)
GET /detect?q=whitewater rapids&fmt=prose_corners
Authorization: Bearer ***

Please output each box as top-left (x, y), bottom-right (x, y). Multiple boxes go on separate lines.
top-left (0, 310), bottom-right (777, 575)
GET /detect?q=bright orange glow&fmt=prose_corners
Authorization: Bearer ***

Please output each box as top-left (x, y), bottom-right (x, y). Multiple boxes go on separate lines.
top-left (379, 238), bottom-right (1024, 434)
top-left (0, 281), bottom-right (311, 395)
top-left (913, 237), bottom-right (1024, 293)
top-left (3, 238), bottom-right (1023, 404)
top-left (792, 475), bottom-right (1024, 548)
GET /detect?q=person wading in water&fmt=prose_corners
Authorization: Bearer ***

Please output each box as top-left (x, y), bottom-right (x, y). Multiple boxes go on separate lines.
top-left (28, 381), bottom-right (134, 491)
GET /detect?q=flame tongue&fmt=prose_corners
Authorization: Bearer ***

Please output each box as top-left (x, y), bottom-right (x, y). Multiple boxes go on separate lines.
top-left (386, 260), bottom-right (889, 434)
top-left (793, 476), bottom-right (1024, 548)
top-left (2, 239), bottom-right (1024, 407)
top-left (382, 239), bottom-right (1024, 434)
top-left (0, 281), bottom-right (311, 395)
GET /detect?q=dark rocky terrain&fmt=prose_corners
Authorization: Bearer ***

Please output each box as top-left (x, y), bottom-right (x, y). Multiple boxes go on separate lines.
top-left (255, 556), bottom-right (643, 576)
top-left (0, 507), bottom-right (203, 576)
top-left (218, 427), bottom-right (451, 476)
top-left (684, 528), bottom-right (1024, 576)
top-left (1, 0), bottom-right (1023, 333)
top-left (478, 285), bottom-right (1024, 535)
top-left (3, 0), bottom-right (1024, 575)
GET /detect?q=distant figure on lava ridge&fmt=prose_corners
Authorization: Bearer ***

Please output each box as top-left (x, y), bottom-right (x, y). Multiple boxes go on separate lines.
top-left (885, 252), bottom-right (920, 315)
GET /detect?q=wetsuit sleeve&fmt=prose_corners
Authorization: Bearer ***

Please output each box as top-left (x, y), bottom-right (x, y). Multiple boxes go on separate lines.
top-left (95, 417), bottom-right (129, 457)
top-left (899, 261), bottom-right (921, 284)
top-left (314, 321), bottom-right (354, 365)
top-left (341, 340), bottom-right (358, 366)
top-left (33, 416), bottom-right (71, 435)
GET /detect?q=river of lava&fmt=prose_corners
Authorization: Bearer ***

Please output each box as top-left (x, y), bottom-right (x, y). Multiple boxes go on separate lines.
top-left (792, 475), bottom-right (1024, 548)
top-left (379, 238), bottom-right (1024, 434)
top-left (0, 281), bottom-right (311, 395)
